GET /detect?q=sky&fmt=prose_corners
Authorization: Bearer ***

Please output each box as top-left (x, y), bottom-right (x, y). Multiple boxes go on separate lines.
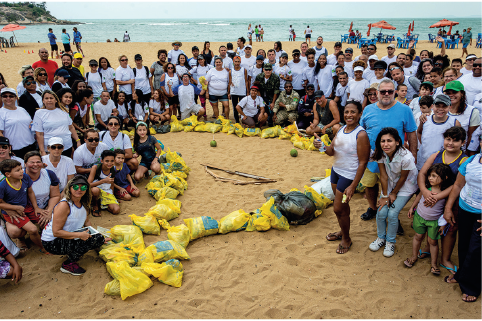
top-left (43, 1), bottom-right (481, 20)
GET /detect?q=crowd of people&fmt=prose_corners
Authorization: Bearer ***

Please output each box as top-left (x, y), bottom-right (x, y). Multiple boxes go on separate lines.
top-left (0, 27), bottom-right (480, 303)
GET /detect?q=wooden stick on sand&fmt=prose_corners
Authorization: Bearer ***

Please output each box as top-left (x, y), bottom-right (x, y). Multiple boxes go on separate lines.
top-left (201, 164), bottom-right (277, 185)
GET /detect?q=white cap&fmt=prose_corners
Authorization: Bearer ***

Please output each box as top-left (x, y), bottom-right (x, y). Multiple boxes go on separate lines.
top-left (466, 54), bottom-right (477, 60)
top-left (354, 66), bottom-right (364, 72)
top-left (48, 137), bottom-right (64, 147)
top-left (368, 55), bottom-right (379, 61)
top-left (0, 88), bottom-right (16, 96)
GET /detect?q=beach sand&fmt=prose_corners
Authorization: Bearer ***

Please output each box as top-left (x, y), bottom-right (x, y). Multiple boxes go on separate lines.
top-left (0, 41), bottom-right (480, 319)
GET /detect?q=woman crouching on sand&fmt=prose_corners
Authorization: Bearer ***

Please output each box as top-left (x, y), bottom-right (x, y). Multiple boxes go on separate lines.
top-left (41, 175), bottom-right (109, 276)
top-left (315, 100), bottom-right (370, 254)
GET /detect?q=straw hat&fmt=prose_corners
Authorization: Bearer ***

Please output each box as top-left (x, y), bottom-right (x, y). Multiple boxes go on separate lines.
top-left (172, 41), bottom-right (182, 47)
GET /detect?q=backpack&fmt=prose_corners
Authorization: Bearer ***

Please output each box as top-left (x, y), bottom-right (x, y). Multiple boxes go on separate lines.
top-left (100, 131), bottom-right (126, 145)
top-left (85, 70), bottom-right (102, 84)
top-left (94, 164), bottom-right (116, 182)
top-left (133, 66), bottom-right (149, 78)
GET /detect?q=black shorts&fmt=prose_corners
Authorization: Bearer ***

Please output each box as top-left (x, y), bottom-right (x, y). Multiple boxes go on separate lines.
top-left (63, 43), bottom-right (71, 52)
top-left (306, 34), bottom-right (311, 39)
top-left (50, 44), bottom-right (58, 51)
top-left (168, 95), bottom-right (179, 105)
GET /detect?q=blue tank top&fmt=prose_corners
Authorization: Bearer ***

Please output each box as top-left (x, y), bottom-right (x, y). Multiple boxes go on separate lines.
top-left (433, 148), bottom-right (468, 183)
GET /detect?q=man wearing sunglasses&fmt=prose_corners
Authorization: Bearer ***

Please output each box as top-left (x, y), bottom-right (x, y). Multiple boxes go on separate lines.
top-left (460, 57), bottom-right (481, 105)
top-left (288, 49), bottom-right (308, 98)
top-left (359, 79), bottom-right (417, 231)
top-left (32, 48), bottom-right (58, 87)
top-left (18, 76), bottom-right (42, 119)
top-left (73, 129), bottom-right (110, 176)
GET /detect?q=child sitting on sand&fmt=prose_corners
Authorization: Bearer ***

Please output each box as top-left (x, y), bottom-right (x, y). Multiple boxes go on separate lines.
top-left (88, 150), bottom-right (120, 216)
top-left (113, 149), bottom-right (139, 201)
top-left (404, 163), bottom-right (453, 275)
top-left (132, 122), bottom-right (162, 182)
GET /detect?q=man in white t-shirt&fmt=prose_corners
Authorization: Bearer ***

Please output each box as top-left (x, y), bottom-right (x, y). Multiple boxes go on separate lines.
top-left (123, 31), bottom-right (130, 42)
top-left (264, 49), bottom-right (279, 66)
top-left (459, 57), bottom-right (481, 104)
top-left (240, 45), bottom-right (256, 70)
top-left (327, 42), bottom-right (343, 66)
top-left (354, 44), bottom-right (368, 61)
top-left (300, 42), bottom-right (309, 62)
top-left (334, 71), bottom-right (351, 108)
top-left (403, 54), bottom-right (417, 77)
top-left (73, 129), bottom-right (110, 175)
top-left (171, 73), bottom-right (205, 120)
top-left (236, 85), bottom-right (267, 128)
top-left (390, 64), bottom-right (417, 101)
top-left (344, 47), bottom-right (355, 77)
top-left (313, 36), bottom-right (328, 61)
top-left (381, 44), bottom-right (397, 65)
top-left (236, 37), bottom-right (246, 56)
top-left (115, 55), bottom-right (135, 100)
top-left (304, 26), bottom-right (312, 45)
top-left (288, 49), bottom-right (309, 97)
top-left (133, 54), bottom-right (153, 104)
top-left (210, 45), bottom-right (233, 70)
top-left (94, 91), bottom-right (118, 131)
top-left (168, 41), bottom-right (185, 65)
top-left (188, 46), bottom-right (199, 68)
top-left (289, 25), bottom-right (293, 41)
top-left (302, 48), bottom-right (317, 90)
top-left (249, 55), bottom-right (265, 86)
top-left (363, 55), bottom-right (379, 82)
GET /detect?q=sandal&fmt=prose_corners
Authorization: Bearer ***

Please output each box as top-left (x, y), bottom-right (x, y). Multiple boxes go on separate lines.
top-left (92, 208), bottom-right (101, 217)
top-left (404, 257), bottom-right (417, 268)
top-left (431, 266), bottom-right (441, 276)
top-left (417, 249), bottom-right (431, 259)
top-left (444, 275), bottom-right (458, 284)
top-left (336, 242), bottom-right (352, 254)
top-left (440, 264), bottom-right (458, 275)
top-left (16, 239), bottom-right (28, 254)
top-left (326, 232), bottom-right (342, 241)
top-left (462, 294), bottom-right (478, 303)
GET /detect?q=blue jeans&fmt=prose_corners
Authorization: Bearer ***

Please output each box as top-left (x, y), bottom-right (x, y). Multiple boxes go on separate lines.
top-left (376, 195), bottom-right (412, 243)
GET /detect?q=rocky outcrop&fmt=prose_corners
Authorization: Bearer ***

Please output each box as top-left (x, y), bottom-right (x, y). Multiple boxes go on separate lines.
top-left (0, 2), bottom-right (81, 25)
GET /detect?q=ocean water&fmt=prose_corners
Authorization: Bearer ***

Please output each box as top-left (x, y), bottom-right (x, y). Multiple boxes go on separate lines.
top-left (4, 18), bottom-right (481, 43)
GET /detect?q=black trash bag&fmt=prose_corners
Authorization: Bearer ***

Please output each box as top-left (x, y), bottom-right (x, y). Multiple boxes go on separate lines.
top-left (264, 189), bottom-right (317, 225)
top-left (153, 124), bottom-right (171, 134)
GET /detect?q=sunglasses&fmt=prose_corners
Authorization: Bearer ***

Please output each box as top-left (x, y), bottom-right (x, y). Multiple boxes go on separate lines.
top-left (473, 63), bottom-right (481, 68)
top-left (72, 184), bottom-right (88, 191)
top-left (38, 73), bottom-right (48, 76)
top-left (87, 138), bottom-right (100, 142)
top-left (0, 145), bottom-right (9, 149)
top-left (1, 95), bottom-right (15, 98)
top-left (167, 67), bottom-right (174, 69)
top-left (49, 145), bottom-right (64, 150)
top-left (379, 90), bottom-right (394, 95)
top-left (368, 93), bottom-right (377, 96)
top-left (367, 48), bottom-right (375, 51)
top-left (120, 59), bottom-right (128, 62)
top-left (25, 81), bottom-right (35, 86)
top-left (307, 88), bottom-right (314, 91)
top-left (466, 58), bottom-right (476, 62)
top-left (108, 122), bottom-right (119, 126)
top-left (434, 62), bottom-right (443, 66)
top-left (390, 67), bottom-right (401, 71)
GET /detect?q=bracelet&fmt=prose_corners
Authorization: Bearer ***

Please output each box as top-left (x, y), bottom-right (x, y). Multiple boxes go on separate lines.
top-left (75, 139), bottom-right (80, 142)
top-left (380, 193), bottom-right (388, 198)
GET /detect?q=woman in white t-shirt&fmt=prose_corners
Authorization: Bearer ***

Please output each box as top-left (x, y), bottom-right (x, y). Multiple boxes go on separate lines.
top-left (114, 91), bottom-right (130, 129)
top-left (189, 55), bottom-right (211, 118)
top-left (129, 89), bottom-right (149, 125)
top-left (115, 55), bottom-right (135, 101)
top-left (160, 63), bottom-right (180, 118)
top-left (230, 56), bottom-right (249, 123)
top-left (32, 90), bottom-right (81, 157)
top-left (99, 57), bottom-right (116, 98)
top-left (175, 54), bottom-right (191, 78)
top-left (149, 89), bottom-right (170, 124)
top-left (0, 88), bottom-right (36, 159)
top-left (205, 57), bottom-right (230, 119)
top-left (85, 60), bottom-right (105, 100)
top-left (34, 67), bottom-right (51, 93)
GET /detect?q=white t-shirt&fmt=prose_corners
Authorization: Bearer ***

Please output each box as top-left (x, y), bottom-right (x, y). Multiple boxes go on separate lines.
top-left (302, 65), bottom-right (317, 87)
top-left (327, 54), bottom-right (337, 66)
top-left (459, 74), bottom-right (482, 106)
top-left (315, 65), bottom-right (334, 96)
top-left (31, 92), bottom-right (43, 108)
top-left (134, 66), bottom-right (152, 95)
top-left (273, 63), bottom-right (292, 90)
top-left (0, 107), bottom-right (35, 150)
top-left (344, 60), bottom-right (355, 78)
top-left (249, 66), bottom-right (263, 86)
top-left (238, 96), bottom-right (265, 117)
top-left (313, 46), bottom-right (328, 61)
top-left (116, 102), bottom-right (129, 119)
top-left (275, 50), bottom-right (286, 60)
top-left (188, 57), bottom-right (197, 68)
top-left (205, 68), bottom-right (229, 96)
top-left (132, 102), bottom-right (149, 121)
top-left (472, 93), bottom-right (482, 114)
top-left (73, 142), bottom-right (110, 169)
top-left (175, 84), bottom-right (198, 112)
top-left (300, 55), bottom-right (308, 63)
top-left (210, 56), bottom-right (233, 70)
top-left (369, 76), bottom-right (389, 86)
top-left (305, 28), bottom-right (312, 36)
top-left (288, 59), bottom-right (308, 90)
top-left (230, 67), bottom-right (248, 96)
top-left (16, 82), bottom-right (26, 97)
top-left (41, 155), bottom-right (76, 192)
top-left (403, 65), bottom-right (417, 77)
top-left (99, 130), bottom-right (132, 151)
top-left (86, 71), bottom-right (104, 98)
top-left (37, 82), bottom-right (51, 93)
top-left (377, 148), bottom-right (418, 197)
top-left (460, 67), bottom-right (473, 75)
top-left (236, 46), bottom-right (246, 57)
top-left (32, 108), bottom-right (73, 150)
top-left (335, 80), bottom-right (352, 107)
top-left (94, 99), bottom-right (116, 123)
top-left (362, 68), bottom-right (376, 82)
top-left (100, 67), bottom-right (116, 92)
top-left (381, 55), bottom-right (397, 65)
top-left (115, 66), bottom-right (135, 95)
top-left (168, 49), bottom-right (185, 65)
top-left (264, 58), bottom-right (279, 66)
top-left (347, 79), bottom-right (370, 103)
top-left (175, 65), bottom-right (190, 78)
top-left (240, 55), bottom-right (256, 71)
top-left (149, 99), bottom-right (165, 114)
top-left (189, 65), bottom-right (212, 89)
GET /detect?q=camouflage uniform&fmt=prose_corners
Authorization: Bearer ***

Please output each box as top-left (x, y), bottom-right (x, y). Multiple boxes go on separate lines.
top-left (273, 90), bottom-right (300, 125)
top-left (254, 71), bottom-right (280, 108)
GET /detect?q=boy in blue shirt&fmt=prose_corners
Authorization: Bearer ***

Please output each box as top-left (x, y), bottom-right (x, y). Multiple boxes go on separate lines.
top-left (72, 27), bottom-right (84, 57)
top-left (47, 28), bottom-right (59, 59)
top-left (0, 159), bottom-right (48, 254)
top-left (113, 149), bottom-right (139, 201)
top-left (61, 28), bottom-right (72, 55)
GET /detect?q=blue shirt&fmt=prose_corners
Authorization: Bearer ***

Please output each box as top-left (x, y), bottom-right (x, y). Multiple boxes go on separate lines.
top-left (360, 101), bottom-right (417, 173)
top-left (48, 32), bottom-right (56, 45)
top-left (114, 163), bottom-right (130, 189)
top-left (61, 33), bottom-right (70, 44)
top-left (0, 175), bottom-right (33, 213)
top-left (73, 31), bottom-right (81, 43)
top-left (458, 155), bottom-right (481, 214)
top-left (172, 83), bottom-right (202, 96)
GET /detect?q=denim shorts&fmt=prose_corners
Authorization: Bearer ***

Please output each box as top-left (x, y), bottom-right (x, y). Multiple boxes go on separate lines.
top-left (209, 93), bottom-right (229, 103)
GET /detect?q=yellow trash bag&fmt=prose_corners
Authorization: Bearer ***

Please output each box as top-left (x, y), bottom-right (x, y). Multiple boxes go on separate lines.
top-left (104, 279), bottom-right (121, 296)
top-left (233, 123), bottom-right (244, 137)
top-left (259, 197), bottom-right (290, 231)
top-left (180, 114), bottom-right (198, 126)
top-left (145, 240), bottom-right (190, 262)
top-left (141, 259), bottom-right (184, 287)
top-left (303, 185), bottom-right (333, 211)
top-left (146, 202), bottom-right (180, 221)
top-left (161, 173), bottom-right (186, 194)
top-left (99, 242), bottom-right (137, 266)
top-left (305, 136), bottom-right (319, 151)
top-left (284, 122), bottom-right (298, 134)
top-left (120, 129), bottom-right (135, 139)
top-left (216, 115), bottom-right (231, 126)
top-left (109, 225), bottom-right (145, 254)
top-left (137, 247), bottom-right (154, 265)
top-left (170, 115), bottom-right (184, 132)
top-left (205, 123), bottom-right (222, 133)
top-left (154, 186), bottom-right (179, 201)
top-left (244, 127), bottom-right (261, 137)
top-left (291, 134), bottom-right (305, 150)
top-left (129, 214), bottom-right (161, 236)
top-left (146, 181), bottom-right (163, 197)
top-left (226, 124), bottom-right (236, 135)
top-left (183, 216), bottom-right (219, 240)
top-left (251, 210), bottom-right (272, 231)
top-left (199, 76), bottom-right (208, 90)
top-left (159, 220), bottom-right (190, 248)
top-left (165, 148), bottom-right (191, 173)
top-left (171, 170), bottom-right (187, 179)
top-left (222, 122), bottom-right (233, 133)
top-left (193, 123), bottom-right (207, 132)
top-left (260, 126), bottom-right (280, 138)
top-left (319, 133), bottom-right (332, 147)
top-left (218, 209), bottom-right (250, 234)
top-left (149, 127), bottom-right (157, 135)
top-left (106, 261), bottom-right (153, 300)
top-left (278, 129), bottom-right (292, 140)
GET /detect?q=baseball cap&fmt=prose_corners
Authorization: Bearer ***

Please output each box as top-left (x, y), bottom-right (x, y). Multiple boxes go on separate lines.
top-left (0, 88), bottom-right (16, 96)
top-left (345, 48), bottom-right (353, 53)
top-left (314, 90), bottom-right (324, 98)
top-left (280, 52), bottom-right (289, 59)
top-left (256, 55), bottom-right (264, 61)
top-left (73, 52), bottom-right (83, 59)
top-left (292, 49), bottom-right (301, 55)
top-left (0, 137), bottom-right (10, 145)
top-left (444, 80), bottom-right (464, 92)
top-left (245, 45), bottom-right (252, 49)
top-left (420, 81), bottom-right (434, 91)
top-left (373, 61), bottom-right (387, 70)
top-left (306, 83), bottom-right (315, 90)
top-left (22, 76), bottom-right (35, 84)
top-left (354, 66), bottom-right (364, 72)
top-left (48, 137), bottom-right (64, 147)
top-left (70, 174), bottom-right (90, 187)
top-left (89, 59), bottom-right (98, 66)
top-left (334, 42), bottom-right (342, 47)
top-left (434, 94), bottom-right (451, 106)
top-left (56, 69), bottom-right (70, 78)
top-left (263, 63), bottom-right (273, 70)
top-left (192, 46), bottom-right (199, 51)
top-left (387, 44), bottom-right (396, 49)
top-left (134, 54), bottom-right (142, 60)
top-left (368, 55), bottom-right (379, 61)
